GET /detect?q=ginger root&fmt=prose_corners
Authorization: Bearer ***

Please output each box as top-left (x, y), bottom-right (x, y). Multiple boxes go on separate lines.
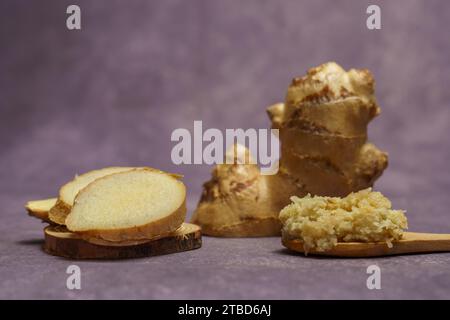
top-left (191, 62), bottom-right (388, 237)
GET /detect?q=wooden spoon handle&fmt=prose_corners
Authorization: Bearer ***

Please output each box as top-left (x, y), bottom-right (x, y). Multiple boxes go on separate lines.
top-left (283, 232), bottom-right (450, 257)
top-left (397, 232), bottom-right (450, 255)
top-left (403, 232), bottom-right (450, 241)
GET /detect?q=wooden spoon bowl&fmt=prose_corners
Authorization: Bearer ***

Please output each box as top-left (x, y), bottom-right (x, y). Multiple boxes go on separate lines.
top-left (283, 232), bottom-right (450, 257)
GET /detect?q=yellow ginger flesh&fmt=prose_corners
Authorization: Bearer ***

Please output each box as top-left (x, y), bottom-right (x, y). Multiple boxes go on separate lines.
top-left (279, 188), bottom-right (407, 253)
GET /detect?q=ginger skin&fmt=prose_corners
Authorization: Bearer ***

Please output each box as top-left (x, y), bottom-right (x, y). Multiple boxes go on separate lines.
top-left (191, 62), bottom-right (388, 237)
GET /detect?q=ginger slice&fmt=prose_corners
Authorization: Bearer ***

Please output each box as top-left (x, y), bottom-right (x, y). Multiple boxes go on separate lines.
top-left (65, 168), bottom-right (186, 242)
top-left (26, 198), bottom-right (57, 222)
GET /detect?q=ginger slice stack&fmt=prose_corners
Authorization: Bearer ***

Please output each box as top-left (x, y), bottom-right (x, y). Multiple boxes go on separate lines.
top-left (25, 167), bottom-right (201, 259)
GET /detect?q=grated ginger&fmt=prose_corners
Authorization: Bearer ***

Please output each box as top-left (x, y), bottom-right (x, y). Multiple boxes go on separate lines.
top-left (279, 188), bottom-right (407, 253)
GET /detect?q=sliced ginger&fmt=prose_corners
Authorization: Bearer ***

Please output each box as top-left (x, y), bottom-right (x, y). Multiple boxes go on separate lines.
top-left (26, 198), bottom-right (57, 222)
top-left (65, 168), bottom-right (186, 242)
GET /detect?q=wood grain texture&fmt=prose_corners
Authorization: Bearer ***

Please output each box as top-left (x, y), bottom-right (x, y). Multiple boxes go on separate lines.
top-left (283, 232), bottom-right (450, 257)
top-left (44, 223), bottom-right (202, 260)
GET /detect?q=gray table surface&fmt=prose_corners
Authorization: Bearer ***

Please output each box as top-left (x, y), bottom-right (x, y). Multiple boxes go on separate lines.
top-left (1, 192), bottom-right (450, 299)
top-left (1, 0), bottom-right (450, 299)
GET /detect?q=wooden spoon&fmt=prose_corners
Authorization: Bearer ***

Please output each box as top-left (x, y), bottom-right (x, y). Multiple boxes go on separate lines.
top-left (282, 232), bottom-right (450, 257)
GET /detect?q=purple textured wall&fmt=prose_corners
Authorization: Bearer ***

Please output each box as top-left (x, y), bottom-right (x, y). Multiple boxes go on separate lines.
top-left (1, 0), bottom-right (450, 299)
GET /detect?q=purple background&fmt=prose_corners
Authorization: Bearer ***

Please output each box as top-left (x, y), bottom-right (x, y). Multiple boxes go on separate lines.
top-left (1, 0), bottom-right (450, 299)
